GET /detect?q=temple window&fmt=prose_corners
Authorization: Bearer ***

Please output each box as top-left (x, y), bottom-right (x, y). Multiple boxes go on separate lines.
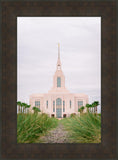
top-left (56, 98), bottom-right (62, 105)
top-left (78, 101), bottom-right (83, 109)
top-left (70, 100), bottom-right (71, 108)
top-left (35, 101), bottom-right (40, 108)
top-left (57, 77), bottom-right (61, 87)
top-left (53, 107), bottom-right (55, 112)
top-left (63, 101), bottom-right (65, 112)
top-left (53, 101), bottom-right (55, 112)
top-left (46, 100), bottom-right (48, 108)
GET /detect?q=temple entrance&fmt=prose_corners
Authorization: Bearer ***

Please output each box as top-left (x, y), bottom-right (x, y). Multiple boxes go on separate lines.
top-left (56, 98), bottom-right (62, 118)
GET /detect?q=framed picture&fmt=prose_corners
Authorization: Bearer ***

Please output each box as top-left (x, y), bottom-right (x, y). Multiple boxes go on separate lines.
top-left (17, 17), bottom-right (101, 144)
top-left (1, 0), bottom-right (116, 159)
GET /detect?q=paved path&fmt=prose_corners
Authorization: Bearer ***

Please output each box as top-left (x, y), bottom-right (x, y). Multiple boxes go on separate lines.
top-left (39, 123), bottom-right (71, 143)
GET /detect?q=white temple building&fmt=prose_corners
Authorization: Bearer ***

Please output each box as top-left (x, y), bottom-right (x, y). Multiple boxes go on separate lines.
top-left (29, 44), bottom-right (88, 118)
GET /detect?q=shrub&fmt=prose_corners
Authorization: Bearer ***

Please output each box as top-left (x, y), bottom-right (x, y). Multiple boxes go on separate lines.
top-left (78, 106), bottom-right (85, 113)
top-left (32, 106), bottom-right (41, 114)
top-left (70, 113), bottom-right (76, 117)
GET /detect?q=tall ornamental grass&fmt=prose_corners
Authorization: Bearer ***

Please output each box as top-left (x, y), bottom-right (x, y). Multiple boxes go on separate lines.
top-left (61, 113), bottom-right (101, 143)
top-left (17, 113), bottom-right (58, 143)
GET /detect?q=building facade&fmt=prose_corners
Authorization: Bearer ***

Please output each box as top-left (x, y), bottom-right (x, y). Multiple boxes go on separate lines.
top-left (29, 44), bottom-right (88, 118)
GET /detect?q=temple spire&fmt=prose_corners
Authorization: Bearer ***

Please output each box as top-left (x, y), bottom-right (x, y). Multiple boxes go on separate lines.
top-left (57, 43), bottom-right (61, 70)
top-left (58, 43), bottom-right (60, 59)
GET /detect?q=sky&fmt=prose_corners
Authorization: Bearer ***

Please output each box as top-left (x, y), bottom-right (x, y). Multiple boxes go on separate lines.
top-left (17, 17), bottom-right (101, 112)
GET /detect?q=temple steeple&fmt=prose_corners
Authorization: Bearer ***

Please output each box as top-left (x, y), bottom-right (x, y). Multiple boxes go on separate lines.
top-left (58, 43), bottom-right (60, 59)
top-left (48, 43), bottom-right (69, 93)
top-left (57, 43), bottom-right (61, 70)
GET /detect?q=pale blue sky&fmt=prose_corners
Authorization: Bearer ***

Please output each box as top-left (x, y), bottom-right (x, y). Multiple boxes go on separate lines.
top-left (17, 17), bottom-right (101, 112)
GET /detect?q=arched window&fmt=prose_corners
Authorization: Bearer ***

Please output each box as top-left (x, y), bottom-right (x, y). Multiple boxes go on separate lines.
top-left (57, 77), bottom-right (61, 87)
top-left (56, 98), bottom-right (62, 106)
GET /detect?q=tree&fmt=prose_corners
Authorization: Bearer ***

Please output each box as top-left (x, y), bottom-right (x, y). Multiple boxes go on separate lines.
top-left (92, 102), bottom-right (96, 113)
top-left (32, 106), bottom-right (41, 114)
top-left (92, 101), bottom-right (99, 114)
top-left (17, 102), bottom-right (30, 114)
top-left (22, 103), bottom-right (27, 113)
top-left (26, 105), bottom-right (31, 113)
top-left (89, 104), bottom-right (92, 113)
top-left (17, 101), bottom-right (21, 113)
top-left (94, 101), bottom-right (99, 114)
top-left (20, 103), bottom-right (24, 113)
top-left (92, 103), bottom-right (94, 113)
top-left (81, 106), bottom-right (85, 113)
top-left (86, 104), bottom-right (90, 113)
top-left (78, 108), bottom-right (82, 113)
top-left (24, 103), bottom-right (30, 113)
top-left (78, 106), bottom-right (85, 114)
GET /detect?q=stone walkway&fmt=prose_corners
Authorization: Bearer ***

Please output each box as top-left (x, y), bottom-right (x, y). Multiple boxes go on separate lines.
top-left (39, 123), bottom-right (71, 143)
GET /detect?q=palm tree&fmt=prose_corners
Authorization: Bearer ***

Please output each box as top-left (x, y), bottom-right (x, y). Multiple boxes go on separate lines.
top-left (89, 104), bottom-right (92, 113)
top-left (81, 106), bottom-right (85, 113)
top-left (24, 103), bottom-right (30, 113)
top-left (32, 106), bottom-right (36, 113)
top-left (26, 105), bottom-right (31, 113)
top-left (92, 102), bottom-right (96, 113)
top-left (78, 106), bottom-right (85, 115)
top-left (25, 103), bottom-right (30, 113)
top-left (86, 104), bottom-right (90, 113)
top-left (94, 101), bottom-right (99, 114)
top-left (92, 101), bottom-right (99, 114)
top-left (24, 103), bottom-right (28, 113)
top-left (20, 103), bottom-right (23, 113)
top-left (17, 101), bottom-right (21, 113)
top-left (92, 103), bottom-right (94, 113)
top-left (78, 108), bottom-right (82, 115)
top-left (33, 106), bottom-right (41, 114)
top-left (22, 103), bottom-right (27, 113)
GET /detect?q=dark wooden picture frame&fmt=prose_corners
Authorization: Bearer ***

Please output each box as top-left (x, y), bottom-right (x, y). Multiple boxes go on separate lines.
top-left (1, 0), bottom-right (116, 159)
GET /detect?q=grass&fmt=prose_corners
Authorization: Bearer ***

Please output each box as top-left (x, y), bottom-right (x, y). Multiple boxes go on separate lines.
top-left (17, 112), bottom-right (101, 143)
top-left (60, 113), bottom-right (101, 143)
top-left (17, 113), bottom-right (58, 143)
